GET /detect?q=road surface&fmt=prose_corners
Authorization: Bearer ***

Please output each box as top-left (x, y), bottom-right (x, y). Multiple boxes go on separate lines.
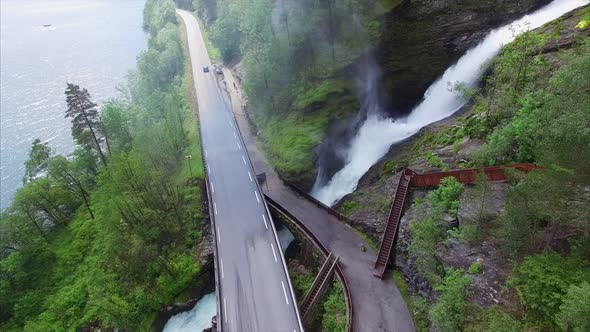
top-left (177, 10), bottom-right (303, 332)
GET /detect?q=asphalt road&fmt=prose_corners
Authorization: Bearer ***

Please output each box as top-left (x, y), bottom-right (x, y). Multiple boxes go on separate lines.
top-left (177, 10), bottom-right (303, 332)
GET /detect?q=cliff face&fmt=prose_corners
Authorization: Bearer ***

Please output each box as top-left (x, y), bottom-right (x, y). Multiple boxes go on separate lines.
top-left (376, 0), bottom-right (549, 114)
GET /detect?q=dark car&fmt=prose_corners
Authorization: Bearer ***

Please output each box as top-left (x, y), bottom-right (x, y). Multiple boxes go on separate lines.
top-left (203, 66), bottom-right (209, 73)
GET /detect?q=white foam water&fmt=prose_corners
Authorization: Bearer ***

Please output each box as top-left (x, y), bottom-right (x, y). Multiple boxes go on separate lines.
top-left (163, 293), bottom-right (217, 332)
top-left (312, 0), bottom-right (588, 206)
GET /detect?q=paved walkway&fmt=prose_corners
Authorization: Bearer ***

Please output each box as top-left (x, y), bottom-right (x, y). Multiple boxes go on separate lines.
top-left (220, 69), bottom-right (415, 332)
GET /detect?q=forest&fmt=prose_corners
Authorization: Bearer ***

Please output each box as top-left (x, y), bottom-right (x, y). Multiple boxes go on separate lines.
top-left (192, 0), bottom-right (590, 331)
top-left (0, 0), bottom-right (207, 330)
top-left (192, 0), bottom-right (393, 186)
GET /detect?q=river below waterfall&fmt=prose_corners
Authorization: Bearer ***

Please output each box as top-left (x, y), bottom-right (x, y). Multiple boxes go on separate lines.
top-left (311, 0), bottom-right (589, 206)
top-left (163, 225), bottom-right (296, 331)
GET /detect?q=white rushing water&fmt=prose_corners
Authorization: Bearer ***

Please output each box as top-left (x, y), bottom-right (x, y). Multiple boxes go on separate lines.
top-left (163, 293), bottom-right (217, 332)
top-left (312, 0), bottom-right (588, 206)
top-left (163, 227), bottom-right (296, 331)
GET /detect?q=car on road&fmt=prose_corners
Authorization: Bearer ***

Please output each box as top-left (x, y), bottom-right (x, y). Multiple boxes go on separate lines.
top-left (203, 66), bottom-right (209, 73)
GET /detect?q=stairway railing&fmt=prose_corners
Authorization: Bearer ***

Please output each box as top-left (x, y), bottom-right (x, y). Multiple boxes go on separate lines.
top-left (373, 169), bottom-right (412, 279)
top-left (300, 252), bottom-right (339, 320)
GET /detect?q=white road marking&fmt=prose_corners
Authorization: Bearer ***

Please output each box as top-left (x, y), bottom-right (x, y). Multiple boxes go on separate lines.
top-left (271, 243), bottom-right (278, 263)
top-left (217, 226), bottom-right (221, 243)
top-left (242, 155), bottom-right (247, 165)
top-left (210, 181), bottom-right (215, 193)
top-left (221, 259), bottom-right (224, 279)
top-left (237, 141), bottom-right (241, 150)
top-left (224, 297), bottom-right (227, 323)
top-left (262, 214), bottom-right (268, 229)
top-left (281, 281), bottom-right (290, 305)
top-left (254, 190), bottom-right (260, 203)
top-left (207, 165), bottom-right (211, 174)
top-left (233, 131), bottom-right (237, 138)
top-left (248, 171), bottom-right (253, 182)
top-left (204, 150), bottom-right (207, 157)
top-left (214, 202), bottom-right (218, 215)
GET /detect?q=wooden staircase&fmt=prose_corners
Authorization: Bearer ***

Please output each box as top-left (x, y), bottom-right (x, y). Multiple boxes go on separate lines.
top-left (373, 170), bottom-right (411, 279)
top-left (300, 252), bottom-right (339, 320)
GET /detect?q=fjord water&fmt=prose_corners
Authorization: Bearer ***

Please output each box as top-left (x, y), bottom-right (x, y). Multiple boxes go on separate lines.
top-left (312, 0), bottom-right (589, 206)
top-left (0, 0), bottom-right (147, 208)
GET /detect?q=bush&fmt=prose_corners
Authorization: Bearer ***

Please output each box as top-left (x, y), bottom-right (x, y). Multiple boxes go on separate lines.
top-left (509, 251), bottom-right (590, 329)
top-left (429, 269), bottom-right (470, 332)
top-left (467, 261), bottom-right (482, 275)
top-left (556, 282), bottom-right (590, 332)
top-left (427, 177), bottom-right (464, 216)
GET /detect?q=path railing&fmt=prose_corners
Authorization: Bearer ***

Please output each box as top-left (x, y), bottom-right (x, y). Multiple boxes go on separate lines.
top-left (373, 163), bottom-right (539, 278)
top-left (300, 252), bottom-right (339, 320)
top-left (265, 196), bottom-right (354, 332)
top-left (373, 169), bottom-right (412, 278)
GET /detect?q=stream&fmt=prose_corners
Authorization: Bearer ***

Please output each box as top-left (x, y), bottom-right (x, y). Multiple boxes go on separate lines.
top-left (311, 0), bottom-right (588, 207)
top-left (162, 226), bottom-right (295, 331)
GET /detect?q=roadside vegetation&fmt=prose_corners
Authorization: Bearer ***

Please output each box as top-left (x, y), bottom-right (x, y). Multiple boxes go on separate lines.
top-left (382, 8), bottom-right (590, 332)
top-left (190, 0), bottom-right (401, 185)
top-left (0, 0), bottom-right (207, 330)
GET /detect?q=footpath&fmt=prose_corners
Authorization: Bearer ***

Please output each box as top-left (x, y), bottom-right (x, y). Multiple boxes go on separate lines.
top-left (217, 67), bottom-right (415, 332)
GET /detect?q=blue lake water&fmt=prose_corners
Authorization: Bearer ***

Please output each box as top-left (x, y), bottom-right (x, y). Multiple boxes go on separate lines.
top-left (0, 0), bottom-right (147, 208)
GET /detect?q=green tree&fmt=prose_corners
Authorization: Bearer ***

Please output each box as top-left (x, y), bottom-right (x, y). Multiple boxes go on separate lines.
top-left (48, 156), bottom-right (94, 219)
top-left (65, 83), bottom-right (108, 166)
top-left (22, 139), bottom-right (52, 184)
top-left (509, 251), bottom-right (590, 329)
top-left (429, 269), bottom-right (470, 332)
top-left (557, 282), bottom-right (590, 332)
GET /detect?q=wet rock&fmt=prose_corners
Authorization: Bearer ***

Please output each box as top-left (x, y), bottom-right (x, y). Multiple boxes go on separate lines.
top-left (377, 0), bottom-right (549, 113)
top-left (436, 238), bottom-right (510, 307)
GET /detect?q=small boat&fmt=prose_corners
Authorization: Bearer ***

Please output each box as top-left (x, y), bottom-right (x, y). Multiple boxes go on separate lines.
top-left (43, 24), bottom-right (52, 27)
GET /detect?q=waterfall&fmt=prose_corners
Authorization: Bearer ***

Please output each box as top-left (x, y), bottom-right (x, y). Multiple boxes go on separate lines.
top-left (311, 0), bottom-right (588, 206)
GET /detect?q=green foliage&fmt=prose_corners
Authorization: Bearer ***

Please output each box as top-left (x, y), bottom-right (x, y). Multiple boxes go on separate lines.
top-left (321, 281), bottom-right (347, 332)
top-left (409, 210), bottom-right (445, 284)
top-left (0, 1), bottom-right (205, 330)
top-left (380, 160), bottom-right (398, 178)
top-left (200, 0), bottom-right (382, 181)
top-left (429, 268), bottom-right (470, 332)
top-left (461, 172), bottom-right (492, 244)
top-left (465, 307), bottom-right (523, 332)
top-left (556, 282), bottom-right (590, 332)
top-left (22, 139), bottom-right (52, 184)
top-left (474, 36), bottom-right (590, 172)
top-left (509, 251), bottom-right (590, 329)
top-left (427, 177), bottom-right (464, 217)
top-left (339, 200), bottom-right (359, 215)
top-left (425, 152), bottom-right (448, 171)
top-left (467, 261), bottom-right (482, 275)
top-left (209, 1), bottom-right (241, 62)
top-left (144, 0), bottom-right (177, 33)
top-left (410, 177), bottom-right (464, 283)
top-left (289, 266), bottom-right (315, 300)
top-left (499, 168), bottom-right (590, 256)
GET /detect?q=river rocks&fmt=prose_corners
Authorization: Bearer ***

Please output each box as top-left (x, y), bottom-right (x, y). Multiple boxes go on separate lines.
top-left (377, 0), bottom-right (549, 113)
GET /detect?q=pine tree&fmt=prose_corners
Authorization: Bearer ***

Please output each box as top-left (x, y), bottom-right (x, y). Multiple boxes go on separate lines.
top-left (64, 83), bottom-right (108, 166)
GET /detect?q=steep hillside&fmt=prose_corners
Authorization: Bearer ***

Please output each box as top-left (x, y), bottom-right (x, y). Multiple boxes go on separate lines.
top-left (337, 6), bottom-right (590, 331)
top-left (192, 0), bottom-right (546, 189)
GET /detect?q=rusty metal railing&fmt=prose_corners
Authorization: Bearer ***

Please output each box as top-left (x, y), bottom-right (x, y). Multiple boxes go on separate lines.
top-left (266, 196), bottom-right (354, 332)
